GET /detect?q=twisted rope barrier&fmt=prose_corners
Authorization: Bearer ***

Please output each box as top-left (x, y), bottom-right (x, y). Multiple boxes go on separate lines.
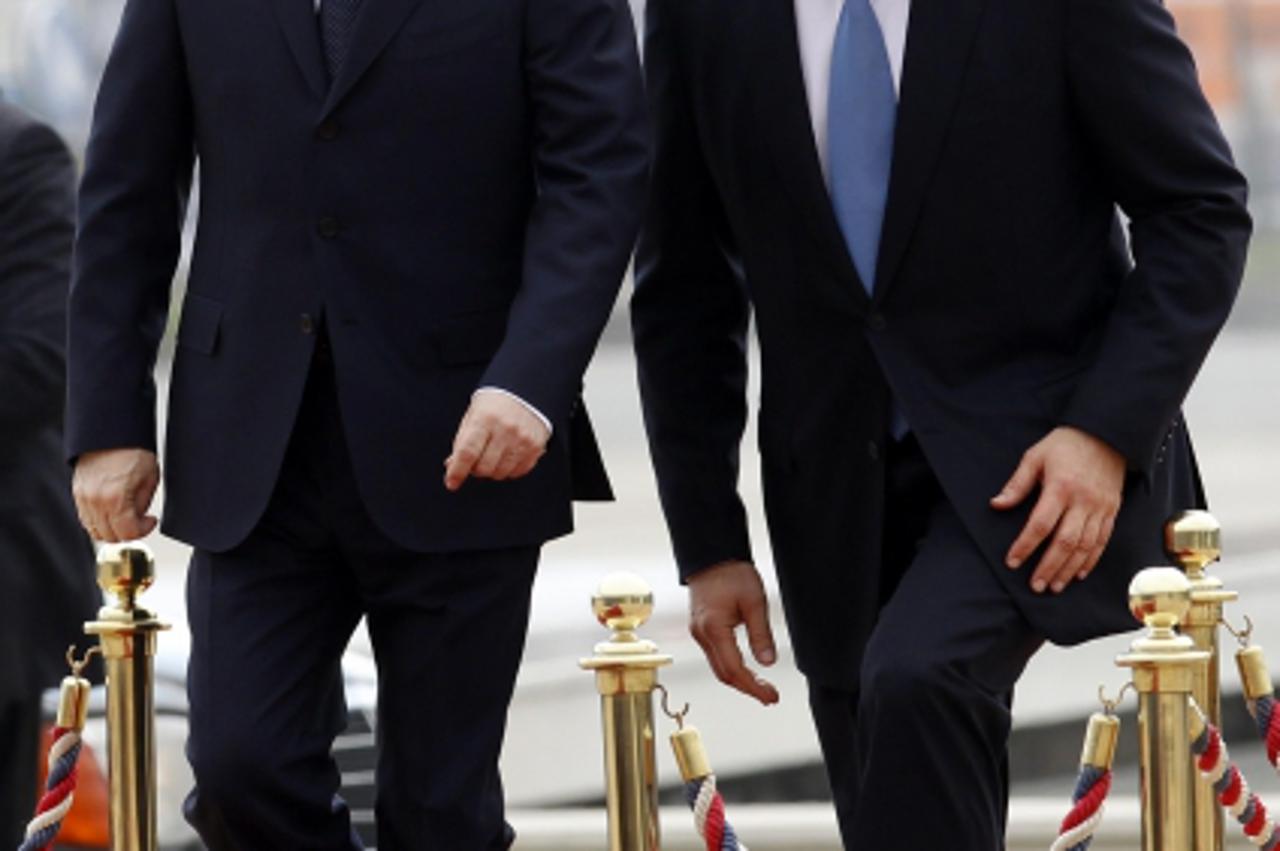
top-left (1190, 701), bottom-right (1280, 849)
top-left (685, 773), bottom-right (746, 851)
top-left (1050, 764), bottom-right (1112, 851)
top-left (1253, 694), bottom-right (1280, 775)
top-left (16, 648), bottom-right (94, 851)
top-left (1049, 707), bottom-right (1120, 851)
top-left (1228, 623), bottom-right (1280, 778)
top-left (657, 687), bottom-right (748, 851)
top-left (18, 727), bottom-right (83, 851)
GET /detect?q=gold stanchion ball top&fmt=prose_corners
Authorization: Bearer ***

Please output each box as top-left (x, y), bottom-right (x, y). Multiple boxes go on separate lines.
top-left (97, 543), bottom-right (156, 601)
top-left (592, 572), bottom-right (654, 632)
top-left (1128, 566), bottom-right (1192, 628)
top-left (1165, 510), bottom-right (1221, 573)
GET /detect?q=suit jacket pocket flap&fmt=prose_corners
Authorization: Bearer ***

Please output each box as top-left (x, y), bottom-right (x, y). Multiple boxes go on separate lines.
top-left (434, 310), bottom-right (508, 366)
top-left (177, 293), bottom-right (223, 355)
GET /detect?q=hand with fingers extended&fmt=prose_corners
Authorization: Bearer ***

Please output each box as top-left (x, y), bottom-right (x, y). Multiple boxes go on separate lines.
top-left (990, 426), bottom-right (1126, 595)
top-left (687, 559), bottom-right (780, 706)
top-left (72, 448), bottom-right (161, 542)
top-left (443, 390), bottom-right (551, 492)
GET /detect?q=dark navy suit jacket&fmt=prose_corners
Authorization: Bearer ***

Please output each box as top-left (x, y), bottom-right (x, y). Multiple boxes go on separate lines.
top-left (67, 0), bottom-right (649, 554)
top-left (634, 0), bottom-right (1251, 686)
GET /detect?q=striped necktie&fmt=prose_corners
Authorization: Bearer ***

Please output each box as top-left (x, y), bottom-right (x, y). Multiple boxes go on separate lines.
top-left (319, 0), bottom-right (363, 79)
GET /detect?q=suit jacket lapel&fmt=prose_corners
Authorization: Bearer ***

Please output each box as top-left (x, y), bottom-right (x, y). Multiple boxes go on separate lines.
top-left (273, 0), bottom-right (328, 99)
top-left (322, 0), bottom-right (426, 116)
top-left (874, 0), bottom-right (987, 300)
top-left (753, 0), bottom-right (867, 306)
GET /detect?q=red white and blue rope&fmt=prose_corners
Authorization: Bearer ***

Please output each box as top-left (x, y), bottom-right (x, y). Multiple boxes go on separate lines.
top-left (685, 775), bottom-right (747, 851)
top-left (1248, 694), bottom-right (1280, 776)
top-left (1050, 764), bottom-right (1111, 851)
top-left (17, 727), bottom-right (82, 851)
top-left (1191, 713), bottom-right (1280, 850)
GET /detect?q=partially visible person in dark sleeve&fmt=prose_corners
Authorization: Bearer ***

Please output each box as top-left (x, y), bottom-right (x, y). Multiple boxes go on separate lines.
top-left (0, 98), bottom-right (99, 844)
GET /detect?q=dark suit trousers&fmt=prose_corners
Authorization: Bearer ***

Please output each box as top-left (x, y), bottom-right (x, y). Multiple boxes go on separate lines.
top-left (0, 692), bottom-right (40, 847)
top-left (182, 349), bottom-right (538, 850)
top-left (808, 436), bottom-right (1044, 850)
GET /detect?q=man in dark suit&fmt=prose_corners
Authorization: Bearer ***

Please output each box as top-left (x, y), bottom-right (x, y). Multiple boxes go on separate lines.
top-left (0, 100), bottom-right (100, 847)
top-left (66, 0), bottom-right (648, 846)
top-left (633, 0), bottom-right (1250, 846)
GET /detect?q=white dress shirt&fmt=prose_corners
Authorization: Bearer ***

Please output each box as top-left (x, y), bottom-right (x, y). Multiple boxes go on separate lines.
top-left (794, 0), bottom-right (912, 179)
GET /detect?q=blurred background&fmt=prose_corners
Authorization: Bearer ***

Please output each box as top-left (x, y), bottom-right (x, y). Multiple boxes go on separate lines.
top-left (2, 0), bottom-right (1279, 846)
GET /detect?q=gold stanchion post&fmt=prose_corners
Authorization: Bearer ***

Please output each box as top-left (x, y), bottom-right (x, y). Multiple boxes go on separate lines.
top-left (1166, 509), bottom-right (1233, 850)
top-left (581, 573), bottom-right (672, 851)
top-left (1117, 566), bottom-right (1209, 851)
top-left (84, 545), bottom-right (170, 851)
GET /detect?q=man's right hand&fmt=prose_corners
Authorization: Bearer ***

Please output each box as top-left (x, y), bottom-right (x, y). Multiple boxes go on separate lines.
top-left (687, 560), bottom-right (780, 706)
top-left (72, 448), bottom-right (161, 542)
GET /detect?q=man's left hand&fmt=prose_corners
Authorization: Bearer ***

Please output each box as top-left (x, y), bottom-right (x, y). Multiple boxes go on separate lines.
top-left (444, 391), bottom-right (551, 491)
top-left (990, 426), bottom-right (1126, 594)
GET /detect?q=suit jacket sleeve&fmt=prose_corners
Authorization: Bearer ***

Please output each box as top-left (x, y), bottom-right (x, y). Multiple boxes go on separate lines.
top-left (1060, 0), bottom-right (1251, 474)
top-left (0, 120), bottom-right (76, 436)
top-left (66, 0), bottom-right (195, 460)
top-left (478, 0), bottom-right (649, 428)
top-left (631, 0), bottom-right (754, 581)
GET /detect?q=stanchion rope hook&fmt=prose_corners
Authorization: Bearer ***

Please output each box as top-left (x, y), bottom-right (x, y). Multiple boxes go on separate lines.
top-left (1098, 681), bottom-right (1135, 715)
top-left (655, 684), bottom-right (690, 730)
top-left (1221, 613), bottom-right (1254, 648)
top-left (65, 644), bottom-right (101, 677)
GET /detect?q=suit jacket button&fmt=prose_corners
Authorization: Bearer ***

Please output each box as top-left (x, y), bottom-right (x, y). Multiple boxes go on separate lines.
top-left (867, 313), bottom-right (887, 332)
top-left (318, 217), bottom-right (340, 239)
top-left (317, 120), bottom-right (340, 141)
top-left (867, 440), bottom-right (881, 462)
top-left (300, 313), bottom-right (315, 335)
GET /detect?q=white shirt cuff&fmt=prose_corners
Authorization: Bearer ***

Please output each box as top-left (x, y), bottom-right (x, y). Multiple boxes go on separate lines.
top-left (474, 387), bottom-right (554, 435)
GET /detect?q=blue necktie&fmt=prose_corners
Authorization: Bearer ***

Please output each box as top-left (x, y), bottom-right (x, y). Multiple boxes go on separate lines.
top-left (828, 0), bottom-right (896, 296)
top-left (828, 2), bottom-right (908, 438)
top-left (320, 0), bottom-right (363, 79)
